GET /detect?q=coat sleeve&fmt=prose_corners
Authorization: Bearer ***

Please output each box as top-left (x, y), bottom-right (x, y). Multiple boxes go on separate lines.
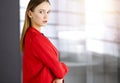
top-left (31, 35), bottom-right (69, 79)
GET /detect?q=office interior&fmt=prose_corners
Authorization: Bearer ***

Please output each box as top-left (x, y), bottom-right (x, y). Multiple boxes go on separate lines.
top-left (20, 0), bottom-right (120, 83)
top-left (0, 0), bottom-right (119, 83)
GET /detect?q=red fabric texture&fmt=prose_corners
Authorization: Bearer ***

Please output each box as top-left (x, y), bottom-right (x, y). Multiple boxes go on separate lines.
top-left (23, 27), bottom-right (68, 83)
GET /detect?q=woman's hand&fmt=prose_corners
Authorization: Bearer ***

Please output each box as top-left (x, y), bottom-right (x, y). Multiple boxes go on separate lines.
top-left (53, 78), bottom-right (63, 83)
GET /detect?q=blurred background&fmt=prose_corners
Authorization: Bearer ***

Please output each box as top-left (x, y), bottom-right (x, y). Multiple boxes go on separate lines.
top-left (0, 0), bottom-right (119, 83)
top-left (20, 0), bottom-right (120, 83)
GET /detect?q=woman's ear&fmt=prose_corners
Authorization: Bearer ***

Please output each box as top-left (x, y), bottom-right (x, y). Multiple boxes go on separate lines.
top-left (27, 10), bottom-right (33, 18)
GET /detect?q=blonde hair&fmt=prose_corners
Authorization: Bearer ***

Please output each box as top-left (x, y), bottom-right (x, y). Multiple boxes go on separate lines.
top-left (20, 0), bottom-right (50, 53)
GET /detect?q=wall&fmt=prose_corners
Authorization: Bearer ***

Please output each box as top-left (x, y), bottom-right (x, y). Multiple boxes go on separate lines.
top-left (0, 0), bottom-right (21, 83)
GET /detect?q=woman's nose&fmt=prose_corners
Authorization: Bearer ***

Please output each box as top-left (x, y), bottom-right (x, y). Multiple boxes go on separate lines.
top-left (44, 13), bottom-right (48, 19)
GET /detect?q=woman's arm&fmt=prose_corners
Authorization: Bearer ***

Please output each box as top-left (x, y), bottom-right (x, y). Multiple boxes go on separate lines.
top-left (31, 35), bottom-right (69, 79)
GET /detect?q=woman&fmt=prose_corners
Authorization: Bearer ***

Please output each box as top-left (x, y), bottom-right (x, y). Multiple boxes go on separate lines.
top-left (20, 0), bottom-right (69, 83)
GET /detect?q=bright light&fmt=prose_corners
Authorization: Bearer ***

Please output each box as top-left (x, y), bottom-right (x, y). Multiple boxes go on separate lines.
top-left (58, 31), bottom-right (86, 41)
top-left (85, 0), bottom-right (115, 55)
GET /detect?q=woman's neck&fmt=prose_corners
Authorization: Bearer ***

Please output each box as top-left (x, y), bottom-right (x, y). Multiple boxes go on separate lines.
top-left (32, 26), bottom-right (41, 32)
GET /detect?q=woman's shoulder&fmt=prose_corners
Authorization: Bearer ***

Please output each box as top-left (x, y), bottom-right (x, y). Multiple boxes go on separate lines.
top-left (27, 27), bottom-right (43, 37)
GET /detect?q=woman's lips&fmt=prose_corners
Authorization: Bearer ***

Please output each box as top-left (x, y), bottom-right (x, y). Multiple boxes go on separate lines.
top-left (43, 21), bottom-right (47, 23)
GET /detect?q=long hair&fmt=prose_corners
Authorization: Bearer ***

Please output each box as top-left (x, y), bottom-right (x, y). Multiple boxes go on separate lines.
top-left (20, 0), bottom-right (50, 53)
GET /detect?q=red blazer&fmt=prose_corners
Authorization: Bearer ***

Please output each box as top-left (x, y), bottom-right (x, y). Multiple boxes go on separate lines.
top-left (23, 27), bottom-right (68, 83)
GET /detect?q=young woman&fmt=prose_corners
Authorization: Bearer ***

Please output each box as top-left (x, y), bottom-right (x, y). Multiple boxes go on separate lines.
top-left (20, 0), bottom-right (69, 83)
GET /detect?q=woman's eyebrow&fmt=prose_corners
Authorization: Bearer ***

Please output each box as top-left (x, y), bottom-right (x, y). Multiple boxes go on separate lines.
top-left (39, 9), bottom-right (45, 10)
top-left (39, 9), bottom-right (51, 11)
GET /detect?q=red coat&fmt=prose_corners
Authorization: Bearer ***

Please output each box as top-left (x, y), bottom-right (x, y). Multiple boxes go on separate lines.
top-left (23, 27), bottom-right (68, 83)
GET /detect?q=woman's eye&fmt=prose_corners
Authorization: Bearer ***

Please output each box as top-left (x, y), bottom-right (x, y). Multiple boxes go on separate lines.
top-left (39, 11), bottom-right (43, 14)
top-left (47, 11), bottom-right (51, 14)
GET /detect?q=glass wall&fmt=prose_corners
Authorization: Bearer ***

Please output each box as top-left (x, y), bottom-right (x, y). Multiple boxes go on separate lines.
top-left (20, 0), bottom-right (120, 83)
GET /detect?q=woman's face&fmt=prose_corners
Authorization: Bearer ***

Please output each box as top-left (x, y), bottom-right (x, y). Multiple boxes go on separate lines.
top-left (28, 2), bottom-right (51, 28)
